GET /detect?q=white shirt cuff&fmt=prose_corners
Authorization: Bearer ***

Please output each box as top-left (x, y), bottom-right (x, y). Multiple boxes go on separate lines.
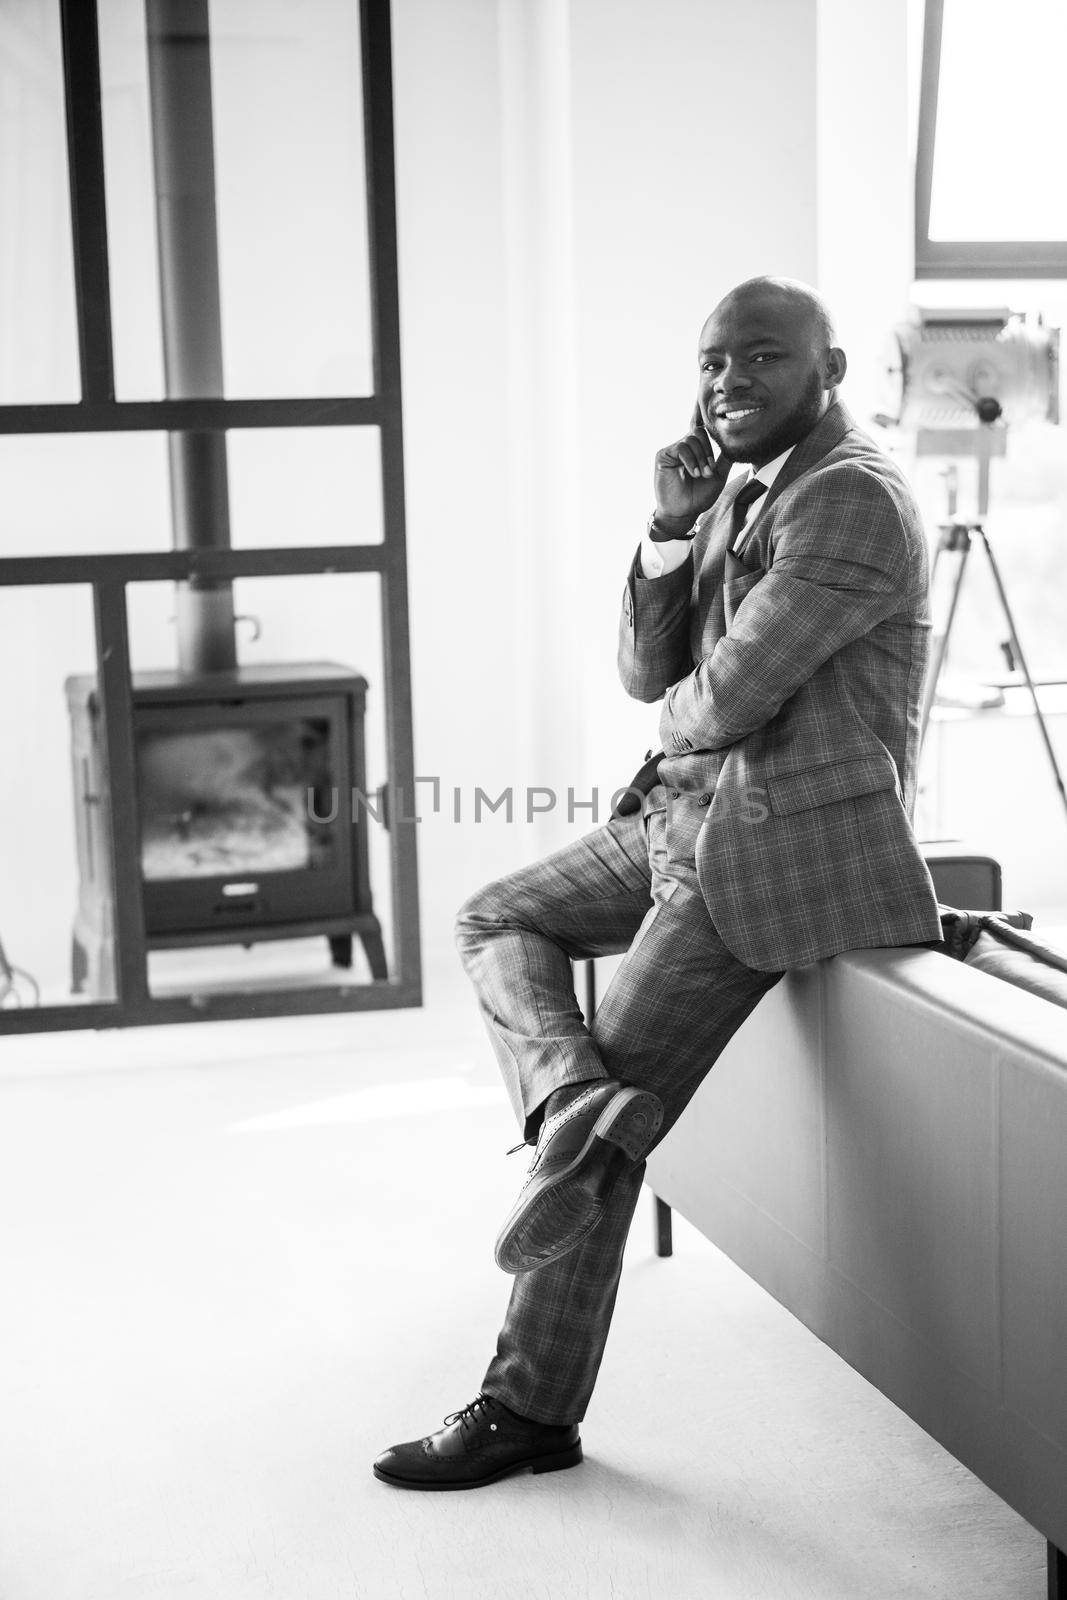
top-left (640, 533), bottom-right (694, 578)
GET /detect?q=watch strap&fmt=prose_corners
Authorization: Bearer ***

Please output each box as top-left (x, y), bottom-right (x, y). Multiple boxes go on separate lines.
top-left (647, 510), bottom-right (696, 544)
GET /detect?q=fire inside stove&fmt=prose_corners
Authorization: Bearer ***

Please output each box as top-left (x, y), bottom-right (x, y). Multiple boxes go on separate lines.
top-left (67, 660), bottom-right (386, 996)
top-left (136, 718), bottom-right (333, 880)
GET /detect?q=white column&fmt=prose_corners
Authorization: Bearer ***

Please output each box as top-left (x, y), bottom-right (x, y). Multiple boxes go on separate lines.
top-left (496, 0), bottom-right (583, 838)
top-left (566, 0), bottom-right (820, 797)
top-left (816, 0), bottom-right (914, 427)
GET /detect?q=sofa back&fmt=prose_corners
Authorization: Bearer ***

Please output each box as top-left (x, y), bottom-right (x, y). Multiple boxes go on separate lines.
top-left (646, 947), bottom-right (1067, 1552)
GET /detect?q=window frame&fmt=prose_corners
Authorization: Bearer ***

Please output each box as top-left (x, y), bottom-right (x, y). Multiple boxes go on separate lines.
top-left (915, 0), bottom-right (1067, 279)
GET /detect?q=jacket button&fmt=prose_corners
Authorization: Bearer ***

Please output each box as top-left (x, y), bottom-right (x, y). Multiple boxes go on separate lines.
top-left (697, 793), bottom-right (711, 806)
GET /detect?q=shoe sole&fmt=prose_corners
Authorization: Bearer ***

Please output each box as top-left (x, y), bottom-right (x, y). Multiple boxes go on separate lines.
top-left (494, 1087), bottom-right (664, 1275)
top-left (372, 1439), bottom-right (583, 1490)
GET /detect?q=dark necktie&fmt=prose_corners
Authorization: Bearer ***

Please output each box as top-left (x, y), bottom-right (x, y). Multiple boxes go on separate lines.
top-left (729, 475), bottom-right (767, 556)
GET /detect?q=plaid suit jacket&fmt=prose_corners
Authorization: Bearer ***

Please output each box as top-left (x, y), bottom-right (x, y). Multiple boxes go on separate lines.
top-left (618, 400), bottom-right (942, 971)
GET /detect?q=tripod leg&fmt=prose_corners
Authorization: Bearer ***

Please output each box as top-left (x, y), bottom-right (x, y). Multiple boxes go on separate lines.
top-left (921, 526), bottom-right (971, 748)
top-left (976, 527), bottom-right (1067, 827)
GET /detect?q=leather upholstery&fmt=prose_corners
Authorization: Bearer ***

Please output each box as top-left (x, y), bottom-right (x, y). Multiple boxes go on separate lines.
top-left (646, 947), bottom-right (1067, 1553)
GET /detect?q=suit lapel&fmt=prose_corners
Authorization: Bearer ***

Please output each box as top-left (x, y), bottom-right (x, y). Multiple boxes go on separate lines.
top-left (729, 398), bottom-right (855, 572)
top-left (696, 399), bottom-right (856, 640)
top-left (753, 397), bottom-right (854, 522)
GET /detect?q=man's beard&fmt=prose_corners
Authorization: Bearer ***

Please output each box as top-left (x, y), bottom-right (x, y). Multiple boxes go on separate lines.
top-left (718, 368), bottom-right (828, 466)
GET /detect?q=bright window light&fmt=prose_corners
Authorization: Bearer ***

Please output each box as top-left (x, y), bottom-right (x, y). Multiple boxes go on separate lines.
top-left (929, 0), bottom-right (1067, 242)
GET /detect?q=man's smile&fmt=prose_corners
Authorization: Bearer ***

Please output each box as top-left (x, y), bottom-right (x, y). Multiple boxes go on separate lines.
top-left (715, 403), bottom-right (766, 423)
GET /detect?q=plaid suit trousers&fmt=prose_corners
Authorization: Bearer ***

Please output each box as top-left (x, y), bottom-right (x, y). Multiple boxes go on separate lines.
top-left (455, 790), bottom-right (782, 1424)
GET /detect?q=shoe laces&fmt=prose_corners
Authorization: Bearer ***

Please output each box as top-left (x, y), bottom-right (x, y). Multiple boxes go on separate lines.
top-left (443, 1394), bottom-right (500, 1432)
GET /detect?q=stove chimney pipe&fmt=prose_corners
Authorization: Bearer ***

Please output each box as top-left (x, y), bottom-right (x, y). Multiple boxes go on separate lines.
top-left (146, 0), bottom-right (237, 675)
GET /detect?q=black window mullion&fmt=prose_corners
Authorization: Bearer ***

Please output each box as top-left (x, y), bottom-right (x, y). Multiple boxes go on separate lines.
top-left (93, 581), bottom-right (150, 1006)
top-left (361, 0), bottom-right (403, 412)
top-left (0, 396), bottom-right (380, 435)
top-left (360, 0), bottom-right (420, 991)
top-left (59, 0), bottom-right (115, 405)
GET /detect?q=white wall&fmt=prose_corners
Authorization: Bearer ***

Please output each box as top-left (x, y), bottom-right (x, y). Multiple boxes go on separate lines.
top-left (566, 0), bottom-right (820, 800)
top-left (817, 0), bottom-right (914, 423)
top-left (390, 0), bottom-right (521, 987)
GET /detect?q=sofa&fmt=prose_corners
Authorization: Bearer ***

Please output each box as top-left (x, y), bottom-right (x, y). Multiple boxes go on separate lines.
top-left (644, 928), bottom-right (1067, 1596)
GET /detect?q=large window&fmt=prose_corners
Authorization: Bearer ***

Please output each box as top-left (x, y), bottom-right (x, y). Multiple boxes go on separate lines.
top-left (0, 0), bottom-right (420, 1032)
top-left (916, 0), bottom-right (1067, 278)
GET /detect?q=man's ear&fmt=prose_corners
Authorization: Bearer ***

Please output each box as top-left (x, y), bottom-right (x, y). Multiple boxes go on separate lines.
top-left (825, 346), bottom-right (847, 389)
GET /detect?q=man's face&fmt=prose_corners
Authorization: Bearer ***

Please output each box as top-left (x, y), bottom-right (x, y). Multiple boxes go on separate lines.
top-left (697, 291), bottom-right (836, 469)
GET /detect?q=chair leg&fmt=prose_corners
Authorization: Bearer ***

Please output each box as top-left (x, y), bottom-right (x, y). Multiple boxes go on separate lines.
top-left (653, 1195), bottom-right (673, 1258)
top-left (1049, 1541), bottom-right (1067, 1600)
top-left (583, 958), bottom-right (597, 1024)
top-left (359, 925), bottom-right (389, 980)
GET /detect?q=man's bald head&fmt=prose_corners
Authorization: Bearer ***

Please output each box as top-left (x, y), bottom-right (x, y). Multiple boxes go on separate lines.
top-left (710, 276), bottom-right (837, 355)
top-left (696, 277), bottom-right (847, 468)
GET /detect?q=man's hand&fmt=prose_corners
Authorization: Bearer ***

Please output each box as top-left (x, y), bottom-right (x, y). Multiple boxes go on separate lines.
top-left (653, 404), bottom-right (731, 529)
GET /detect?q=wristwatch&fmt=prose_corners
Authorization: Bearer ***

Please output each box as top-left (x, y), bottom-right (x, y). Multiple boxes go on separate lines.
top-left (647, 510), bottom-right (696, 544)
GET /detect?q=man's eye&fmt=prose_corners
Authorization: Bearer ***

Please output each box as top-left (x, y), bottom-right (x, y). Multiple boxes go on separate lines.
top-left (752, 353), bottom-right (779, 363)
top-left (701, 361), bottom-right (722, 373)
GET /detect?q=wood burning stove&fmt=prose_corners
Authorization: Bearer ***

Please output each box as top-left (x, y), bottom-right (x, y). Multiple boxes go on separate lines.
top-left (67, 661), bottom-right (386, 998)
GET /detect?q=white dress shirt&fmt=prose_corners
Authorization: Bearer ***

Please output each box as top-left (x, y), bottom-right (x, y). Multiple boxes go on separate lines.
top-left (640, 443), bottom-right (795, 578)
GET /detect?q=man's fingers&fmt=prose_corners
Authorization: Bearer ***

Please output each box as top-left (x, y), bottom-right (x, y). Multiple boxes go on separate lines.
top-left (656, 422), bottom-right (720, 480)
top-left (676, 435), bottom-right (716, 478)
top-left (689, 402), bottom-right (719, 454)
top-left (674, 442), bottom-right (696, 473)
top-left (653, 406), bottom-right (730, 516)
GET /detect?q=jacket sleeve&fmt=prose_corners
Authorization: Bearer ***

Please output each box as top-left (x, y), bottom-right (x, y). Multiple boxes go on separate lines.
top-left (617, 545), bottom-right (695, 704)
top-left (658, 464), bottom-right (912, 754)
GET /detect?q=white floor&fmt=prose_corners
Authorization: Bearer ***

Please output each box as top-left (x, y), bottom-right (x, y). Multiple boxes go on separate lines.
top-left (0, 970), bottom-right (1047, 1600)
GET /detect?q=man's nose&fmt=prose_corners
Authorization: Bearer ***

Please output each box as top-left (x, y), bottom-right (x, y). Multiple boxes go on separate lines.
top-left (713, 360), bottom-right (751, 393)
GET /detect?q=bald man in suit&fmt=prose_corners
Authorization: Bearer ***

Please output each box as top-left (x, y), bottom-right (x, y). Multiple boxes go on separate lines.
top-left (375, 277), bottom-right (940, 1490)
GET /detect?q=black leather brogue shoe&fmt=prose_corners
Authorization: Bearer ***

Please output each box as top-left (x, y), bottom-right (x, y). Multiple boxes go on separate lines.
top-left (494, 1081), bottom-right (664, 1275)
top-left (373, 1394), bottom-right (582, 1490)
